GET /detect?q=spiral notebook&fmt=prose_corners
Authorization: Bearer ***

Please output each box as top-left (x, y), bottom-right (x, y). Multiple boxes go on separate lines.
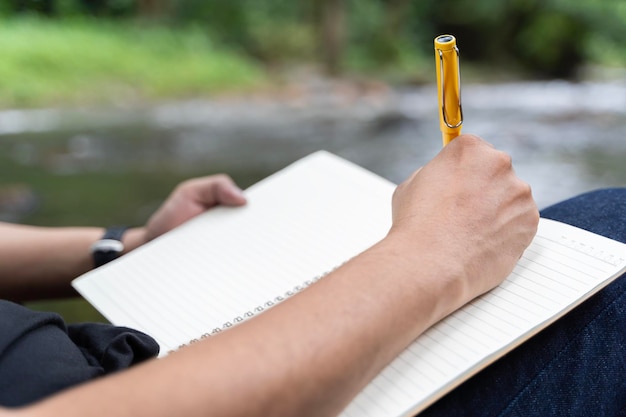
top-left (72, 150), bottom-right (626, 417)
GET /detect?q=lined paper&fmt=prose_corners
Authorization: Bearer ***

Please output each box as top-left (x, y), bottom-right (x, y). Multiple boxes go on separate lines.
top-left (72, 151), bottom-right (626, 417)
top-left (340, 219), bottom-right (626, 417)
top-left (73, 151), bottom-right (395, 353)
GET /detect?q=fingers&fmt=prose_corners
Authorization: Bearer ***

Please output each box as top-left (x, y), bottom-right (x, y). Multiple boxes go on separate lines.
top-left (181, 174), bottom-right (247, 209)
top-left (390, 132), bottom-right (539, 290)
top-left (143, 174), bottom-right (247, 242)
top-left (209, 175), bottom-right (247, 207)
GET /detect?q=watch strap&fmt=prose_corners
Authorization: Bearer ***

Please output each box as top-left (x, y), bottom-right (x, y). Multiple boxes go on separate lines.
top-left (92, 226), bottom-right (128, 268)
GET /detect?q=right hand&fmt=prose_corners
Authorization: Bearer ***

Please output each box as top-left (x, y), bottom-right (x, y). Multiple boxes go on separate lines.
top-left (388, 134), bottom-right (539, 310)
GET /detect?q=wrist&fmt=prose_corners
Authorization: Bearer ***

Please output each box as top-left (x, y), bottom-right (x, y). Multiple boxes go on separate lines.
top-left (91, 227), bottom-right (147, 268)
top-left (120, 227), bottom-right (148, 255)
top-left (375, 234), bottom-right (470, 326)
top-left (91, 226), bottom-right (127, 268)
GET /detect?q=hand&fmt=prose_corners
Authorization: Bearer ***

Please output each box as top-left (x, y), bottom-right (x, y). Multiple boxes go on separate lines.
top-left (388, 134), bottom-right (539, 309)
top-left (142, 174), bottom-right (247, 243)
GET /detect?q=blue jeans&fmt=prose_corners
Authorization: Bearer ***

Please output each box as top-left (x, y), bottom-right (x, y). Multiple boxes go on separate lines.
top-left (419, 188), bottom-right (626, 417)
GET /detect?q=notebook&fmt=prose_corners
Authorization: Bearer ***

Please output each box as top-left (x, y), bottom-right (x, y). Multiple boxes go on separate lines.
top-left (72, 150), bottom-right (626, 417)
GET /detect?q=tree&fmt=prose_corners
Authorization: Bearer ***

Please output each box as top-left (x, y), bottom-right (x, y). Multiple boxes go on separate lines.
top-left (314, 0), bottom-right (346, 76)
top-left (137, 0), bottom-right (168, 18)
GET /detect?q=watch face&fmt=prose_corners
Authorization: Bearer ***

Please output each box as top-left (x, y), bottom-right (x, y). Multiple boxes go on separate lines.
top-left (92, 238), bottom-right (124, 254)
top-left (92, 227), bottom-right (128, 268)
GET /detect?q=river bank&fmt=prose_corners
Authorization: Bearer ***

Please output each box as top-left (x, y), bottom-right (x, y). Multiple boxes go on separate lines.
top-left (1, 77), bottom-right (625, 225)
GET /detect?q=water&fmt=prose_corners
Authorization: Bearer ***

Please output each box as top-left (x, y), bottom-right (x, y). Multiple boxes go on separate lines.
top-left (1, 79), bottom-right (625, 212)
top-left (398, 80), bottom-right (626, 208)
top-left (3, 79), bottom-right (625, 322)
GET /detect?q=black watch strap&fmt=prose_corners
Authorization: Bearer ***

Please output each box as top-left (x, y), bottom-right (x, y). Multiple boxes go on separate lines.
top-left (91, 226), bottom-right (128, 268)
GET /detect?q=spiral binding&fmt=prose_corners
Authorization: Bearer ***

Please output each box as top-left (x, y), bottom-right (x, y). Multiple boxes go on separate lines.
top-left (169, 272), bottom-right (331, 354)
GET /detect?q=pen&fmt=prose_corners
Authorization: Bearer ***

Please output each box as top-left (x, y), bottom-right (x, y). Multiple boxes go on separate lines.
top-left (434, 34), bottom-right (463, 146)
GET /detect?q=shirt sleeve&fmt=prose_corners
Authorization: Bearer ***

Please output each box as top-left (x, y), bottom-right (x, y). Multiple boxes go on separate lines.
top-left (0, 300), bottom-right (159, 407)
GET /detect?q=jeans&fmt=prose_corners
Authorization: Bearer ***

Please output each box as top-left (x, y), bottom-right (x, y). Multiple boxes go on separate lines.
top-left (419, 188), bottom-right (626, 417)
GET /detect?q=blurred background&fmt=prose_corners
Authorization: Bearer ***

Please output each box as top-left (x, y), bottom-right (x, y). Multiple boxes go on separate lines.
top-left (0, 0), bottom-right (625, 321)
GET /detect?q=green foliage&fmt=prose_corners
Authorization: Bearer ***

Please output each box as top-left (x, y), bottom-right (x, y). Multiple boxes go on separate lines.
top-left (1, 0), bottom-right (136, 17)
top-left (552, 0), bottom-right (626, 68)
top-left (515, 11), bottom-right (587, 77)
top-left (421, 0), bottom-right (625, 78)
top-left (1, 0), bottom-right (623, 99)
top-left (0, 17), bottom-right (265, 108)
top-left (248, 21), bottom-right (316, 63)
top-left (168, 0), bottom-right (319, 67)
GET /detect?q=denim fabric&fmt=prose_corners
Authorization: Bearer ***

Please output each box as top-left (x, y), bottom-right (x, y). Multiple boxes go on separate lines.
top-left (418, 188), bottom-right (626, 417)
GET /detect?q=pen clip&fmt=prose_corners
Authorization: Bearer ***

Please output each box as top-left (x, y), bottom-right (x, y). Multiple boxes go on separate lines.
top-left (437, 46), bottom-right (464, 129)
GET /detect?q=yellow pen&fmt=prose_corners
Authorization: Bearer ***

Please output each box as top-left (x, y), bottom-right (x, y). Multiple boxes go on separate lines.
top-left (434, 34), bottom-right (463, 146)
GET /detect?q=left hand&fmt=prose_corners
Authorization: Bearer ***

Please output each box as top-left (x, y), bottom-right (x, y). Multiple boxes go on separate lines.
top-left (142, 174), bottom-right (247, 243)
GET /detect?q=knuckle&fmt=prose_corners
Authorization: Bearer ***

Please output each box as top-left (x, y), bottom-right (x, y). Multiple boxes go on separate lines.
top-left (175, 179), bottom-right (193, 192)
top-left (514, 179), bottom-right (532, 196)
top-left (458, 134), bottom-right (483, 146)
top-left (496, 150), bottom-right (512, 168)
top-left (213, 173), bottom-right (229, 181)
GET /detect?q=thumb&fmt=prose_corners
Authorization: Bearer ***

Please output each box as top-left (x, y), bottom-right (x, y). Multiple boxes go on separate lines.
top-left (196, 175), bottom-right (247, 208)
top-left (215, 181), bottom-right (247, 206)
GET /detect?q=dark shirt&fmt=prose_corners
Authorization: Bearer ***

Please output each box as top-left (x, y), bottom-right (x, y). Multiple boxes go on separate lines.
top-left (0, 300), bottom-right (159, 407)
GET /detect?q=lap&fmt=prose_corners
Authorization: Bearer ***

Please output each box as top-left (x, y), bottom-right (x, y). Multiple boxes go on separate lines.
top-left (418, 188), bottom-right (626, 417)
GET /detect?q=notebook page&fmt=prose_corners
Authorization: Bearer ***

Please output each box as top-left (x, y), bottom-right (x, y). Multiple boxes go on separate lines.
top-left (339, 218), bottom-right (626, 417)
top-left (72, 150), bottom-right (395, 354)
top-left (73, 150), bottom-right (626, 417)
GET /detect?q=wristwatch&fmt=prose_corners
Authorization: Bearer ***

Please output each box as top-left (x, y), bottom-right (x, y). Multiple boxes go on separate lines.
top-left (91, 226), bottom-right (128, 268)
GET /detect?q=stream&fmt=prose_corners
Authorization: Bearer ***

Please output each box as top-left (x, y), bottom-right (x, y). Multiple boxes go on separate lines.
top-left (1, 78), bottom-right (625, 211)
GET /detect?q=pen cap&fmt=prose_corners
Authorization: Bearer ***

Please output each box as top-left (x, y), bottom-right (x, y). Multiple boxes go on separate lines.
top-left (434, 35), bottom-right (462, 139)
